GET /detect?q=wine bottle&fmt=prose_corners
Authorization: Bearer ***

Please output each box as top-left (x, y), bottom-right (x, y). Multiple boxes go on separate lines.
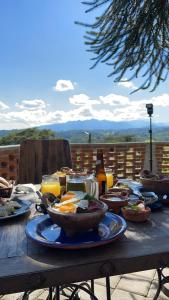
top-left (95, 149), bottom-right (107, 195)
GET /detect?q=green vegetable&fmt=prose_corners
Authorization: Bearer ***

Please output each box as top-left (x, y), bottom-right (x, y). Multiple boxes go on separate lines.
top-left (124, 204), bottom-right (139, 211)
top-left (83, 194), bottom-right (97, 201)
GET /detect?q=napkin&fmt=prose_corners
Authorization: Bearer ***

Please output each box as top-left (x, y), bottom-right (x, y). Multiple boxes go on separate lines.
top-left (14, 184), bottom-right (37, 194)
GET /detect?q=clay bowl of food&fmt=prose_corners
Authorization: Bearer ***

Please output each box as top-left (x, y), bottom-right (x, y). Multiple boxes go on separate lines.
top-left (140, 169), bottom-right (169, 194)
top-left (140, 176), bottom-right (169, 194)
top-left (107, 186), bottom-right (132, 195)
top-left (121, 201), bottom-right (151, 222)
top-left (41, 192), bottom-right (108, 237)
top-left (100, 193), bottom-right (129, 214)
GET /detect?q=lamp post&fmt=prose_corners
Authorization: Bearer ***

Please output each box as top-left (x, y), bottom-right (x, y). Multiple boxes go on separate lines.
top-left (84, 131), bottom-right (92, 143)
top-left (146, 103), bottom-right (153, 172)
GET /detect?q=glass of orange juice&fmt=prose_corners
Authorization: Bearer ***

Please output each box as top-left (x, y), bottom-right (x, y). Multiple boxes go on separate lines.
top-left (41, 175), bottom-right (61, 197)
top-left (105, 168), bottom-right (113, 189)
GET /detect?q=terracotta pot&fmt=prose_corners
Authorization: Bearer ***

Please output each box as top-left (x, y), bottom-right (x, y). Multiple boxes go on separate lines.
top-left (140, 177), bottom-right (169, 194)
top-left (121, 206), bottom-right (151, 222)
top-left (47, 200), bottom-right (108, 237)
top-left (100, 194), bottom-right (128, 214)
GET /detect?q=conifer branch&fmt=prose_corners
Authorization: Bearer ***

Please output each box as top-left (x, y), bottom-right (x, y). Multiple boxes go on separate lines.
top-left (79, 0), bottom-right (169, 92)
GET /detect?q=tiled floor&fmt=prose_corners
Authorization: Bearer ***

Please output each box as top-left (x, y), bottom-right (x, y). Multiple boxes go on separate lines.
top-left (1, 269), bottom-right (169, 300)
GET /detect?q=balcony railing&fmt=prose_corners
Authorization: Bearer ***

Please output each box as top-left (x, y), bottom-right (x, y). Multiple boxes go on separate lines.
top-left (1, 142), bottom-right (169, 181)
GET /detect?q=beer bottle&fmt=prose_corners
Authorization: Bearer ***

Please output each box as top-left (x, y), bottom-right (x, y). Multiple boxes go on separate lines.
top-left (95, 149), bottom-right (107, 195)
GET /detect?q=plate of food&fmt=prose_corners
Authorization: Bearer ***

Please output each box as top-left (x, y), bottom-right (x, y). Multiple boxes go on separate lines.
top-left (38, 191), bottom-right (108, 237)
top-left (0, 197), bottom-right (31, 220)
top-left (26, 212), bottom-right (127, 249)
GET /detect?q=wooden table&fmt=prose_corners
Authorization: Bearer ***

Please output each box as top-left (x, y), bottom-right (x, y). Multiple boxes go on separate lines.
top-left (1, 193), bottom-right (169, 297)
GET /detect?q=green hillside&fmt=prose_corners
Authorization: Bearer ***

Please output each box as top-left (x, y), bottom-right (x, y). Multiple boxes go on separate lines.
top-left (0, 126), bottom-right (169, 145)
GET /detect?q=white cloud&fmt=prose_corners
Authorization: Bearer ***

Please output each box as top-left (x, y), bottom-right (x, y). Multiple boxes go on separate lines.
top-left (1, 92), bottom-right (169, 129)
top-left (15, 99), bottom-right (47, 110)
top-left (53, 80), bottom-right (74, 92)
top-left (151, 94), bottom-right (169, 107)
top-left (118, 78), bottom-right (137, 90)
top-left (69, 94), bottom-right (100, 106)
top-left (0, 100), bottom-right (9, 110)
top-left (100, 93), bottom-right (129, 106)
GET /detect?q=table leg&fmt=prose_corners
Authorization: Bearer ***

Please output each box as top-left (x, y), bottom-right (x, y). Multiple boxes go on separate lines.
top-left (47, 287), bottom-right (53, 300)
top-left (91, 279), bottom-right (95, 294)
top-left (153, 269), bottom-right (162, 300)
top-left (66, 283), bottom-right (99, 300)
top-left (153, 268), bottom-right (169, 300)
top-left (106, 277), bottom-right (111, 300)
top-left (54, 286), bottom-right (60, 300)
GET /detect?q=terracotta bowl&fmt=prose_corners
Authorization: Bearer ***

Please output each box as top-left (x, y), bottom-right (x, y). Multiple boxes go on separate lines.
top-left (100, 194), bottom-right (128, 214)
top-left (107, 187), bottom-right (131, 195)
top-left (140, 177), bottom-right (169, 194)
top-left (47, 200), bottom-right (108, 237)
top-left (121, 206), bottom-right (151, 222)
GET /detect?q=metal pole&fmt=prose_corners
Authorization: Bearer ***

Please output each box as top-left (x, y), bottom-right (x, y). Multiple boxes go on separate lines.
top-left (88, 133), bottom-right (91, 143)
top-left (149, 115), bottom-right (153, 172)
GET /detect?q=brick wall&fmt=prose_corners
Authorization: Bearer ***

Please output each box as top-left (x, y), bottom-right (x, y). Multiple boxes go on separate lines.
top-left (0, 145), bottom-right (20, 180)
top-left (1, 142), bottom-right (169, 181)
top-left (71, 143), bottom-right (147, 180)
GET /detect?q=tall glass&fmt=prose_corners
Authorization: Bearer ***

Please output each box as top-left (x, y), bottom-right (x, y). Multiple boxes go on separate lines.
top-left (41, 175), bottom-right (61, 197)
top-left (105, 168), bottom-right (113, 189)
top-left (66, 174), bottom-right (86, 192)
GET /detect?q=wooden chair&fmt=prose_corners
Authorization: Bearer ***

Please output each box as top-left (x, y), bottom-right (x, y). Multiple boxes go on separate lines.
top-left (17, 139), bottom-right (72, 184)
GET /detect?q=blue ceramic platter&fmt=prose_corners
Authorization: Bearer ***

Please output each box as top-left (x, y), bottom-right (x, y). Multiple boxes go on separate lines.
top-left (0, 199), bottom-right (31, 221)
top-left (26, 212), bottom-right (127, 249)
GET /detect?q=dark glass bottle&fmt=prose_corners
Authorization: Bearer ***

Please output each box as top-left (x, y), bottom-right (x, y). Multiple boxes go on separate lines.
top-left (95, 149), bottom-right (107, 195)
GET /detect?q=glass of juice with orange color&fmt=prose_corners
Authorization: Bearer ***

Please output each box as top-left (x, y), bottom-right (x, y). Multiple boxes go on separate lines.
top-left (105, 168), bottom-right (113, 189)
top-left (41, 175), bottom-right (61, 197)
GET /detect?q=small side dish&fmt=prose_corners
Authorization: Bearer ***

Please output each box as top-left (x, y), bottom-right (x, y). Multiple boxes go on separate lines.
top-left (121, 201), bottom-right (151, 222)
top-left (100, 187), bottom-right (129, 213)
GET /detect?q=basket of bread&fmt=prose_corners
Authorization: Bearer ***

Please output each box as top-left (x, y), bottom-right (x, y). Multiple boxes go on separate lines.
top-left (0, 176), bottom-right (14, 198)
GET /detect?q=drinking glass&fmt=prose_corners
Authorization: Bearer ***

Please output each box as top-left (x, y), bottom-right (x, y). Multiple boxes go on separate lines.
top-left (66, 174), bottom-right (86, 192)
top-left (105, 168), bottom-right (113, 189)
top-left (41, 175), bottom-right (61, 197)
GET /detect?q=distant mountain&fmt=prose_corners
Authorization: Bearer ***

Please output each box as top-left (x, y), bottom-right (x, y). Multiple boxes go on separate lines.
top-left (0, 119), bottom-right (168, 139)
top-left (40, 119), bottom-right (151, 132)
top-left (0, 130), bottom-right (15, 137)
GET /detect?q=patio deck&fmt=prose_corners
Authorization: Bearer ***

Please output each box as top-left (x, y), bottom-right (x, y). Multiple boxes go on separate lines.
top-left (1, 269), bottom-right (168, 299)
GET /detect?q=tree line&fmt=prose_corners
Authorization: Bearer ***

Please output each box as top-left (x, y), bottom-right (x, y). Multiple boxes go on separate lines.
top-left (0, 127), bottom-right (169, 145)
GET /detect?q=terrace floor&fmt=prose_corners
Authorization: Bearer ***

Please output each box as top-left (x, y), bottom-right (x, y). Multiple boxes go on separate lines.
top-left (1, 269), bottom-right (168, 300)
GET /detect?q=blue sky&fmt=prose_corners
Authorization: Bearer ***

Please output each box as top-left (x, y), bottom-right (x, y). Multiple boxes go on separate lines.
top-left (0, 0), bottom-right (169, 129)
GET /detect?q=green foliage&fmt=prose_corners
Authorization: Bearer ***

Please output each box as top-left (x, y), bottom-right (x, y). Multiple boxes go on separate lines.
top-left (104, 133), bottom-right (138, 143)
top-left (78, 0), bottom-right (169, 92)
top-left (59, 127), bottom-right (169, 143)
top-left (0, 128), bottom-right (56, 145)
top-left (1, 126), bottom-right (169, 145)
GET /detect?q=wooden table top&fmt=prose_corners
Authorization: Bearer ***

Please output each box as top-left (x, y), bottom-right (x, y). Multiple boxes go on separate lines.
top-left (1, 193), bottom-right (169, 295)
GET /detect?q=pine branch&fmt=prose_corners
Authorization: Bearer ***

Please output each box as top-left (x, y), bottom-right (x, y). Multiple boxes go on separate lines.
top-left (78, 0), bottom-right (169, 92)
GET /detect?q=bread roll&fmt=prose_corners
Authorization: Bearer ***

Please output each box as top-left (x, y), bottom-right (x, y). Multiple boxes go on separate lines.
top-left (0, 182), bottom-right (7, 189)
top-left (0, 177), bottom-right (9, 187)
